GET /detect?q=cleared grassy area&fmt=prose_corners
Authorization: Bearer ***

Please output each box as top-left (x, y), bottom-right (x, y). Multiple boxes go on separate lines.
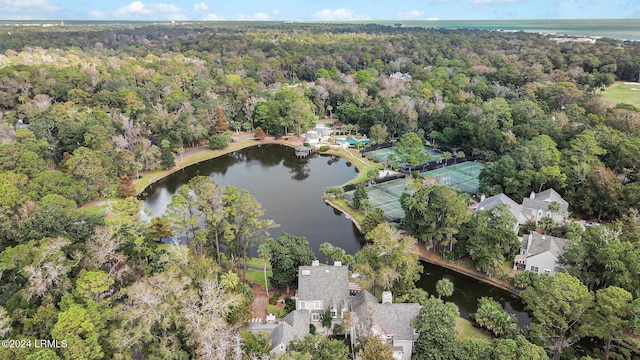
top-left (220, 254), bottom-right (272, 270)
top-left (455, 317), bottom-right (493, 343)
top-left (79, 201), bottom-right (111, 217)
top-left (600, 81), bottom-right (640, 109)
top-left (245, 269), bottom-right (272, 289)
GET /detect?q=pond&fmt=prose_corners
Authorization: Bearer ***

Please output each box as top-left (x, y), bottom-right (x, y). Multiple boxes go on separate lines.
top-left (140, 143), bottom-right (529, 325)
top-left (418, 262), bottom-right (530, 327)
top-left (140, 144), bottom-right (366, 255)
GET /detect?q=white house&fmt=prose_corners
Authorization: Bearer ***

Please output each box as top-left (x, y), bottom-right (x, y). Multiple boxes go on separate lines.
top-left (513, 232), bottom-right (573, 276)
top-left (520, 188), bottom-right (569, 225)
top-left (476, 188), bottom-right (570, 233)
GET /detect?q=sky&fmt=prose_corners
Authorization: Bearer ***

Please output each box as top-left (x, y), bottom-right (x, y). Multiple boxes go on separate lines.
top-left (1, 0), bottom-right (639, 21)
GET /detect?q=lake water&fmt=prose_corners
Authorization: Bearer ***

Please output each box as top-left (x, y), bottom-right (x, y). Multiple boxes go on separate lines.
top-left (141, 144), bottom-right (366, 255)
top-left (141, 144), bottom-right (529, 325)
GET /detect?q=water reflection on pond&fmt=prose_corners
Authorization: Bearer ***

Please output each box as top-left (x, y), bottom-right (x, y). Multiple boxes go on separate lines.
top-left (141, 144), bottom-right (530, 326)
top-left (417, 262), bottom-right (530, 327)
top-left (141, 144), bottom-right (366, 255)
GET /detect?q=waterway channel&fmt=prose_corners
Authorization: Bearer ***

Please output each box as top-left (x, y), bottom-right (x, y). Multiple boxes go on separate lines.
top-left (140, 144), bottom-right (530, 325)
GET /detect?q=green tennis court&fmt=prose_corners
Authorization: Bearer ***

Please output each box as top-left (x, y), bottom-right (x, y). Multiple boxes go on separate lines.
top-left (421, 162), bottom-right (484, 195)
top-left (344, 178), bottom-right (409, 222)
top-left (364, 146), bottom-right (444, 164)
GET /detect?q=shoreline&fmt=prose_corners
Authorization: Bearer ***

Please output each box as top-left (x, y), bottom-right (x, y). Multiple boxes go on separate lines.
top-left (134, 136), bottom-right (521, 297)
top-left (133, 134), bottom-right (304, 195)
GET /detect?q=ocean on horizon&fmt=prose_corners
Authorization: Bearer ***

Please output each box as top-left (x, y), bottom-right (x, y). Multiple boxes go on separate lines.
top-left (0, 19), bottom-right (638, 41)
top-left (357, 19), bottom-right (640, 42)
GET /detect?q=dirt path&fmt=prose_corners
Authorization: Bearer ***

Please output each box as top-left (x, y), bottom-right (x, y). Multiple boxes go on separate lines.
top-left (250, 284), bottom-right (269, 322)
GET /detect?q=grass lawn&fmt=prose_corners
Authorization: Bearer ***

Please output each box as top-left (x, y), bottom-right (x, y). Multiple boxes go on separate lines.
top-left (220, 254), bottom-right (271, 271)
top-left (600, 81), bottom-right (640, 109)
top-left (79, 201), bottom-right (111, 217)
top-left (455, 317), bottom-right (493, 343)
top-left (245, 269), bottom-right (272, 289)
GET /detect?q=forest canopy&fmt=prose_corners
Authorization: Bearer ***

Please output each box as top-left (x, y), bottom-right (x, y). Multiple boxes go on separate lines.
top-left (1, 22), bottom-right (640, 359)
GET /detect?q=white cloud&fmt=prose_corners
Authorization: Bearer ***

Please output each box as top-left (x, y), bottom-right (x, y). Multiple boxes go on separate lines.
top-left (311, 8), bottom-right (371, 21)
top-left (0, 0), bottom-right (60, 11)
top-left (0, 0), bottom-right (62, 18)
top-left (272, 10), bottom-right (280, 15)
top-left (426, 17), bottom-right (440, 20)
top-left (114, 1), bottom-right (183, 18)
top-left (396, 10), bottom-right (425, 19)
top-left (236, 12), bottom-right (270, 20)
top-left (203, 13), bottom-right (224, 20)
top-left (194, 2), bottom-right (209, 12)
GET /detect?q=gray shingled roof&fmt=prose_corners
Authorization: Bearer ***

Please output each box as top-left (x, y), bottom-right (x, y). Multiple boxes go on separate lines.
top-left (522, 232), bottom-right (573, 258)
top-left (268, 310), bottom-right (309, 349)
top-left (521, 189), bottom-right (569, 213)
top-left (350, 291), bottom-right (421, 341)
top-left (476, 193), bottom-right (522, 222)
top-left (246, 322), bottom-right (278, 335)
top-left (297, 264), bottom-right (349, 308)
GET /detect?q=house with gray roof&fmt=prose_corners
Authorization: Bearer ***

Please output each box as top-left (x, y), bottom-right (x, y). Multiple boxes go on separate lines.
top-left (349, 291), bottom-right (421, 360)
top-left (476, 193), bottom-right (523, 232)
top-left (476, 188), bottom-right (569, 232)
top-left (267, 309), bottom-right (310, 355)
top-left (520, 188), bottom-right (569, 225)
top-left (296, 260), bottom-right (350, 322)
top-left (253, 261), bottom-right (421, 357)
top-left (513, 231), bottom-right (573, 276)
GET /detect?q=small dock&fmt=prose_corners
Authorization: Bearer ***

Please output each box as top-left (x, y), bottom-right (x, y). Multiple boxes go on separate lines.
top-left (294, 144), bottom-right (313, 158)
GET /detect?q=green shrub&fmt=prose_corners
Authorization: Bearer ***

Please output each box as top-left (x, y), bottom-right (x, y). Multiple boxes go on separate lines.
top-left (513, 270), bottom-right (540, 289)
top-left (284, 298), bottom-right (295, 315)
top-left (319, 145), bottom-right (330, 152)
top-left (209, 130), bottom-right (232, 150)
top-left (268, 290), bottom-right (281, 305)
top-left (324, 186), bottom-right (345, 199)
top-left (266, 304), bottom-right (282, 317)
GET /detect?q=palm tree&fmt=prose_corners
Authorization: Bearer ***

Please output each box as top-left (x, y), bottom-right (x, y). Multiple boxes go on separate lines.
top-left (319, 242), bottom-right (335, 264)
top-left (455, 151), bottom-right (465, 164)
top-left (436, 278), bottom-right (454, 299)
top-left (442, 151), bottom-right (452, 167)
top-left (258, 242), bottom-right (271, 297)
top-left (220, 270), bottom-right (240, 291)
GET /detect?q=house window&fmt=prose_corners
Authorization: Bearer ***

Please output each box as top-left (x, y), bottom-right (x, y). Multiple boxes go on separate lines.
top-left (544, 269), bottom-right (551, 275)
top-left (311, 313), bottom-right (320, 322)
top-left (314, 301), bottom-right (321, 309)
top-left (530, 266), bottom-right (539, 273)
top-left (299, 301), bottom-right (306, 309)
top-left (331, 308), bottom-right (337, 318)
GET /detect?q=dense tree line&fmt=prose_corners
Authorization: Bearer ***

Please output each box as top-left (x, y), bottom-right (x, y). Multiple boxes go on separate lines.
top-left (1, 22), bottom-right (640, 359)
